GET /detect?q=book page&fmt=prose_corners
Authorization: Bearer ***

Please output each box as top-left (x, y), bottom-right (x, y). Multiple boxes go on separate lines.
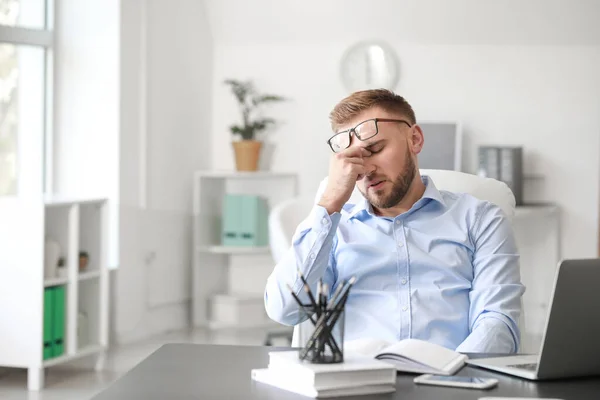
top-left (344, 338), bottom-right (391, 358)
top-left (378, 339), bottom-right (460, 371)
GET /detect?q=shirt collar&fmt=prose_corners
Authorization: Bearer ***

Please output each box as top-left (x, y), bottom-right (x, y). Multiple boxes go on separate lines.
top-left (347, 174), bottom-right (446, 219)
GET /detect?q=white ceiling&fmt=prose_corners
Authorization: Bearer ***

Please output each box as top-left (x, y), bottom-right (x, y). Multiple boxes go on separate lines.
top-left (204, 0), bottom-right (600, 45)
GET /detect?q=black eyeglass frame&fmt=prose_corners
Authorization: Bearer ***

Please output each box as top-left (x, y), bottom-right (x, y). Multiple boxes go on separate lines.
top-left (326, 118), bottom-right (412, 153)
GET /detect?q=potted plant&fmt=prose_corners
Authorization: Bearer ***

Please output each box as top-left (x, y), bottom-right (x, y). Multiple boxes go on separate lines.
top-left (224, 79), bottom-right (286, 171)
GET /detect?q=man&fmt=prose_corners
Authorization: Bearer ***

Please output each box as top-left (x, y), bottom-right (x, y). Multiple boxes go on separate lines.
top-left (264, 89), bottom-right (525, 353)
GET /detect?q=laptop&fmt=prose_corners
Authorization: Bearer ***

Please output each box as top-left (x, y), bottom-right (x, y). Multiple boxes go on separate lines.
top-left (466, 258), bottom-right (600, 380)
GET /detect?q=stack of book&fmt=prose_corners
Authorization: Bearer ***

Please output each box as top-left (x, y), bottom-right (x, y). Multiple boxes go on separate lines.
top-left (251, 350), bottom-right (397, 398)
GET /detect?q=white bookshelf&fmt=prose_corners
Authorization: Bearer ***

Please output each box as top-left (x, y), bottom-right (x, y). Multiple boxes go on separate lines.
top-left (44, 276), bottom-right (69, 288)
top-left (192, 170), bottom-right (298, 331)
top-left (0, 197), bottom-right (109, 390)
top-left (78, 270), bottom-right (102, 281)
top-left (42, 344), bottom-right (104, 368)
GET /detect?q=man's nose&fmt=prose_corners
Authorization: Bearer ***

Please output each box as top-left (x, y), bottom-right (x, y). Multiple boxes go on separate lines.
top-left (363, 159), bottom-right (377, 177)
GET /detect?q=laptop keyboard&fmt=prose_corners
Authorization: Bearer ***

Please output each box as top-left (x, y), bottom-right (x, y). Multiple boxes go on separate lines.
top-left (508, 363), bottom-right (538, 371)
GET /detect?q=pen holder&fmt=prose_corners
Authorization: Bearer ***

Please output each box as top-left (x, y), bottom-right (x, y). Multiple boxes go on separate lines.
top-left (289, 276), bottom-right (355, 364)
top-left (298, 305), bottom-right (345, 364)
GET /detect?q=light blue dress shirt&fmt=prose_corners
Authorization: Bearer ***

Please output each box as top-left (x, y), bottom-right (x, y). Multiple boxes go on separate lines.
top-left (264, 175), bottom-right (525, 353)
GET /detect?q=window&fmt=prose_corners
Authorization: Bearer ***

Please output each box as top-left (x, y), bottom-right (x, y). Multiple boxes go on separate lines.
top-left (0, 0), bottom-right (52, 197)
top-left (1, 0), bottom-right (46, 29)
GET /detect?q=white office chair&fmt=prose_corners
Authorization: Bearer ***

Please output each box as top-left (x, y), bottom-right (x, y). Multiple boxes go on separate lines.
top-left (268, 169), bottom-right (518, 347)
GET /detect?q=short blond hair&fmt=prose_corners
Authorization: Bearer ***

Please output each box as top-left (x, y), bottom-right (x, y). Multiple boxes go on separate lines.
top-left (329, 89), bottom-right (416, 131)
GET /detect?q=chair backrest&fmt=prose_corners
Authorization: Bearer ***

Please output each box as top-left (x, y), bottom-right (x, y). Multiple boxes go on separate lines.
top-left (269, 196), bottom-right (316, 264)
top-left (268, 169), bottom-right (517, 346)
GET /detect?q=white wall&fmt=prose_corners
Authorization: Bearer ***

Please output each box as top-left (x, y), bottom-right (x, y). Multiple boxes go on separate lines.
top-left (205, 0), bottom-right (600, 46)
top-left (54, 0), bottom-right (120, 266)
top-left (116, 0), bottom-right (213, 344)
top-left (207, 1), bottom-right (600, 261)
top-left (54, 0), bottom-right (213, 345)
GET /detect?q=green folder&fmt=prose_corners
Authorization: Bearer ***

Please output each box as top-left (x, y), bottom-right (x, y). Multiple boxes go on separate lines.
top-left (222, 194), bottom-right (270, 247)
top-left (52, 286), bottom-right (65, 357)
top-left (222, 194), bottom-right (244, 246)
top-left (43, 288), bottom-right (54, 360)
top-left (240, 195), bottom-right (269, 246)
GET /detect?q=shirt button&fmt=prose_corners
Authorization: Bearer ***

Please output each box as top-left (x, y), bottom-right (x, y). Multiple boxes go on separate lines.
top-left (321, 218), bottom-right (328, 225)
top-left (397, 241), bottom-right (404, 247)
top-left (401, 279), bottom-right (407, 285)
top-left (309, 253), bottom-right (316, 259)
top-left (402, 306), bottom-right (408, 312)
top-left (395, 220), bottom-right (401, 225)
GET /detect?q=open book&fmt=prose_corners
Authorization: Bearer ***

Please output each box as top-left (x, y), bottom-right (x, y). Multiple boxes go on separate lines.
top-left (344, 338), bottom-right (468, 375)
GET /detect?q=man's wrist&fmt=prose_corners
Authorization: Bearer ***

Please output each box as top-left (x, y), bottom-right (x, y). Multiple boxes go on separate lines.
top-left (318, 198), bottom-right (343, 215)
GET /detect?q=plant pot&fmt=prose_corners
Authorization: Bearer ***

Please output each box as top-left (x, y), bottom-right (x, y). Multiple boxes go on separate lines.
top-left (232, 140), bottom-right (262, 171)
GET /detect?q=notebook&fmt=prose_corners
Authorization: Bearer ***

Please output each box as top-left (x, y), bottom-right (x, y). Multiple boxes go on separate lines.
top-left (251, 369), bottom-right (396, 398)
top-left (345, 338), bottom-right (468, 375)
top-left (266, 350), bottom-right (397, 390)
top-left (251, 350), bottom-right (397, 397)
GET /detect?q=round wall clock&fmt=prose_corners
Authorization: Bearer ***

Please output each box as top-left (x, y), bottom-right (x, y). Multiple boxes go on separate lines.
top-left (340, 41), bottom-right (400, 93)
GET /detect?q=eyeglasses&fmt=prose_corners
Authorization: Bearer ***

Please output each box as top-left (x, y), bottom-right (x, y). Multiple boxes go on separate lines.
top-left (327, 118), bottom-right (412, 153)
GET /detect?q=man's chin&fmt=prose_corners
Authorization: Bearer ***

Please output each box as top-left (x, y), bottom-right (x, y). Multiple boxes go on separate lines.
top-left (369, 185), bottom-right (388, 196)
top-left (366, 193), bottom-right (390, 208)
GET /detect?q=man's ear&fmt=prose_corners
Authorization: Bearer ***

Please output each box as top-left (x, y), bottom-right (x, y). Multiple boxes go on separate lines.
top-left (410, 124), bottom-right (425, 155)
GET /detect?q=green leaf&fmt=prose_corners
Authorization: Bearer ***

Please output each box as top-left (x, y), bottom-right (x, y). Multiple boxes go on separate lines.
top-left (252, 94), bottom-right (285, 106)
top-left (249, 118), bottom-right (276, 132)
top-left (230, 125), bottom-right (255, 140)
top-left (229, 125), bottom-right (244, 135)
top-left (225, 78), bottom-right (287, 139)
top-left (224, 79), bottom-right (255, 105)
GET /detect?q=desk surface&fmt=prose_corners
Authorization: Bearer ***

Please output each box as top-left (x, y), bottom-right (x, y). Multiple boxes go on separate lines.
top-left (93, 343), bottom-right (600, 400)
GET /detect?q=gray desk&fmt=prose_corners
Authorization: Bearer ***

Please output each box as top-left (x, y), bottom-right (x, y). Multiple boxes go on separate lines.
top-left (93, 344), bottom-right (600, 399)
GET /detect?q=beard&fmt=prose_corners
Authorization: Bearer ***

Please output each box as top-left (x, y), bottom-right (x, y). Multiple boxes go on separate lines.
top-left (360, 148), bottom-right (417, 209)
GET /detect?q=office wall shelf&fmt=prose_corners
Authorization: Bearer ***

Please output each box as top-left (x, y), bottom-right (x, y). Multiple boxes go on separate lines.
top-left (192, 170), bottom-right (297, 331)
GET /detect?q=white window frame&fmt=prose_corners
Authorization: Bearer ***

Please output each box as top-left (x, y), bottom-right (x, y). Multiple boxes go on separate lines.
top-left (0, 0), bottom-right (54, 195)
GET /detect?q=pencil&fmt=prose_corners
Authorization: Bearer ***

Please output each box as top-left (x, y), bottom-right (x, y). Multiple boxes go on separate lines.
top-left (286, 283), bottom-right (317, 324)
top-left (297, 269), bottom-right (318, 311)
top-left (316, 279), bottom-right (323, 318)
top-left (321, 283), bottom-right (328, 316)
top-left (328, 277), bottom-right (356, 310)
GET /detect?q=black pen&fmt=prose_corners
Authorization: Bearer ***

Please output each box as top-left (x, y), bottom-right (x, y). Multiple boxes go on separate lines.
top-left (286, 283), bottom-right (317, 324)
top-left (297, 269), bottom-right (318, 312)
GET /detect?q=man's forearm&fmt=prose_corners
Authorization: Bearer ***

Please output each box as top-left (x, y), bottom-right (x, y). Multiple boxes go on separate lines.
top-left (460, 202), bottom-right (524, 354)
top-left (264, 205), bottom-right (340, 325)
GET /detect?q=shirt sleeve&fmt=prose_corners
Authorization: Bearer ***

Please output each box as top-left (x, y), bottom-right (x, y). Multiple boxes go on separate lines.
top-left (456, 202), bottom-right (526, 354)
top-left (264, 205), bottom-right (341, 326)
